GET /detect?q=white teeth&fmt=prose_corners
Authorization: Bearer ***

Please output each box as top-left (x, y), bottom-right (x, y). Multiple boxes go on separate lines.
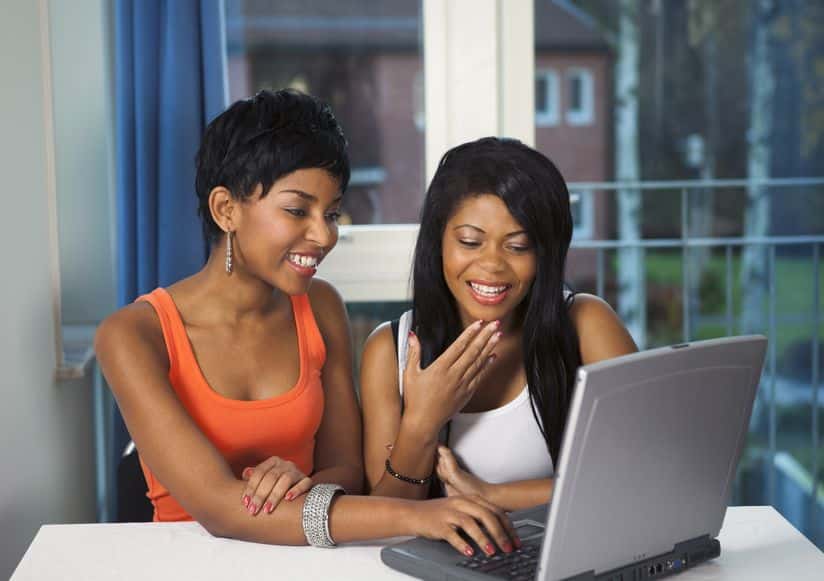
top-left (470, 282), bottom-right (507, 296)
top-left (288, 254), bottom-right (318, 268)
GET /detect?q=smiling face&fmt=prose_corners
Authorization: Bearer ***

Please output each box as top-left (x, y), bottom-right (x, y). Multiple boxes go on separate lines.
top-left (225, 167), bottom-right (343, 295)
top-left (441, 194), bottom-right (537, 328)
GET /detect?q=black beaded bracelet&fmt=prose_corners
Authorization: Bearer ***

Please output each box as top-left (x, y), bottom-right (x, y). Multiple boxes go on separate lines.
top-left (385, 458), bottom-right (433, 485)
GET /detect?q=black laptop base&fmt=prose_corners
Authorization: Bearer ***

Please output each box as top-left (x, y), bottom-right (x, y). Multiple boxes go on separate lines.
top-left (562, 535), bottom-right (721, 581)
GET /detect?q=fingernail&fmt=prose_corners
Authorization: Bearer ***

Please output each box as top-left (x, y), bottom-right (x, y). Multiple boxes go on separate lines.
top-left (493, 320), bottom-right (501, 329)
top-left (408, 330), bottom-right (416, 338)
top-left (285, 492), bottom-right (294, 501)
top-left (487, 354), bottom-right (497, 364)
top-left (242, 467), bottom-right (252, 479)
top-left (485, 543), bottom-right (495, 555)
top-left (241, 495), bottom-right (250, 507)
top-left (464, 546), bottom-right (474, 557)
top-left (503, 542), bottom-right (513, 553)
top-left (494, 331), bottom-right (503, 339)
top-left (514, 537), bottom-right (522, 549)
top-left (264, 502), bottom-right (272, 513)
top-left (248, 503), bottom-right (257, 514)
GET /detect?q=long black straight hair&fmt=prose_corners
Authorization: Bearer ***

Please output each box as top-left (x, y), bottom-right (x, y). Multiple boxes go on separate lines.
top-left (411, 137), bottom-right (582, 464)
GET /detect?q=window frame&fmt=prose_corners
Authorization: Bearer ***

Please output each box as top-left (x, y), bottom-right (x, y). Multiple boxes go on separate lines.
top-left (565, 67), bottom-right (594, 126)
top-left (569, 190), bottom-right (594, 240)
top-left (317, 0), bottom-right (536, 303)
top-left (535, 68), bottom-right (560, 127)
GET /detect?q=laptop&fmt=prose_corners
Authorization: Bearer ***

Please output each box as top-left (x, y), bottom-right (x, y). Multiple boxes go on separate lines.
top-left (381, 335), bottom-right (767, 581)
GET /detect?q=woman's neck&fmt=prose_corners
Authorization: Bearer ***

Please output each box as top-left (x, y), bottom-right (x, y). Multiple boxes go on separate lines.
top-left (181, 250), bottom-right (287, 325)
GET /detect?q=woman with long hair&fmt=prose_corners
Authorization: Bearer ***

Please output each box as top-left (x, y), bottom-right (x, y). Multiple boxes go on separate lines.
top-left (95, 91), bottom-right (517, 557)
top-left (361, 137), bottom-right (637, 523)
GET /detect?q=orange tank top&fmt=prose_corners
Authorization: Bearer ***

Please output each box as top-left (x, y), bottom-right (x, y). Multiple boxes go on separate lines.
top-left (136, 288), bottom-right (326, 522)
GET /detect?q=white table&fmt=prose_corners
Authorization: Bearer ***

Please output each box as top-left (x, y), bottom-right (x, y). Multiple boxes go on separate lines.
top-left (11, 506), bottom-right (823, 580)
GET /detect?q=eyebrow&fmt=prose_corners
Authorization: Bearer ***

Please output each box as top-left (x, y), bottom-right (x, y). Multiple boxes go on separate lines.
top-left (278, 189), bottom-right (343, 204)
top-left (453, 224), bottom-right (528, 237)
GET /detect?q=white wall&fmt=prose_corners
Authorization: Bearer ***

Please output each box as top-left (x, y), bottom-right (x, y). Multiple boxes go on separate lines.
top-left (0, 1), bottom-right (96, 577)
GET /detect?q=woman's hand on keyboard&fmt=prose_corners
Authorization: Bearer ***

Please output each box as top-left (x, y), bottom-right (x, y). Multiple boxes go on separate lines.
top-left (408, 495), bottom-right (519, 557)
top-left (239, 456), bottom-right (312, 516)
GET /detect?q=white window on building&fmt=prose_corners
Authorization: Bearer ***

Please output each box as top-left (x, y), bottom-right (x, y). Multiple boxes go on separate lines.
top-left (566, 68), bottom-right (594, 126)
top-left (569, 190), bottom-right (594, 240)
top-left (535, 69), bottom-right (559, 127)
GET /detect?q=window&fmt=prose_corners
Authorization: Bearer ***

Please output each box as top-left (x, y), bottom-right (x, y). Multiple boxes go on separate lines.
top-left (566, 68), bottom-right (594, 126)
top-left (569, 191), bottom-right (594, 240)
top-left (225, 0), bottom-right (425, 225)
top-left (535, 69), bottom-right (559, 126)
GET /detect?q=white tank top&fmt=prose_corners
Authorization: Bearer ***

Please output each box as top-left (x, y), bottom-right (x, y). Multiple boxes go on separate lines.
top-left (396, 311), bottom-right (554, 484)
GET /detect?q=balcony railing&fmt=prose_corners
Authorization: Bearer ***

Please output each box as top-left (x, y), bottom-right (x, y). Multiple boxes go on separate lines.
top-left (567, 177), bottom-right (824, 547)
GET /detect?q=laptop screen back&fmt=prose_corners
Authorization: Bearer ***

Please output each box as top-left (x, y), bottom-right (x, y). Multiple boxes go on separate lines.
top-left (539, 336), bottom-right (766, 580)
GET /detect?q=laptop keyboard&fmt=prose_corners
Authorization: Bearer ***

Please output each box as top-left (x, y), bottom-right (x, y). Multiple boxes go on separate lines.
top-left (456, 539), bottom-right (541, 580)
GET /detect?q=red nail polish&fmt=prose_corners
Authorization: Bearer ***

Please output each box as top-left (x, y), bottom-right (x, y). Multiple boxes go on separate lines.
top-left (242, 495), bottom-right (250, 507)
top-left (242, 467), bottom-right (251, 478)
top-left (464, 547), bottom-right (474, 557)
top-left (264, 502), bottom-right (272, 513)
top-left (285, 492), bottom-right (293, 501)
top-left (503, 542), bottom-right (513, 553)
top-left (485, 543), bottom-right (495, 555)
top-left (248, 503), bottom-right (257, 514)
top-left (514, 537), bottom-right (522, 549)
top-left (408, 330), bottom-right (415, 338)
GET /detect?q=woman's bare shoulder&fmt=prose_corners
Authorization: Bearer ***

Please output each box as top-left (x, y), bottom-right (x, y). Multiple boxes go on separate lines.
top-left (94, 301), bottom-right (169, 374)
top-left (306, 277), bottom-right (349, 342)
top-left (569, 293), bottom-right (638, 364)
top-left (360, 322), bottom-right (399, 395)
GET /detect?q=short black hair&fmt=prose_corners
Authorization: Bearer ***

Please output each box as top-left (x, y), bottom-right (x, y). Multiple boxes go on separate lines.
top-left (195, 89), bottom-right (350, 244)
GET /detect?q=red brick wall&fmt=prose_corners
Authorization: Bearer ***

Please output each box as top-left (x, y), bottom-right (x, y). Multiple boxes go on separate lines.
top-left (533, 51), bottom-right (612, 289)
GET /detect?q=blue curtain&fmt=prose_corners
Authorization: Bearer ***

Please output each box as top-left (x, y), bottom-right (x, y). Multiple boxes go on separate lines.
top-left (107, 0), bottom-right (228, 520)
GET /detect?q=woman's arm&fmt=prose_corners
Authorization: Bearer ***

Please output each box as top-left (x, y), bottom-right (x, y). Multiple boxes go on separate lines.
top-left (95, 303), bottom-right (517, 554)
top-left (438, 293), bottom-right (639, 511)
top-left (360, 324), bottom-right (439, 499)
top-left (361, 319), bottom-right (502, 499)
top-left (308, 279), bottom-right (364, 493)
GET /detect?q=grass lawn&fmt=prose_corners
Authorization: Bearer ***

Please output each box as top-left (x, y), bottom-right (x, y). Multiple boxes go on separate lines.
top-left (616, 250), bottom-right (824, 359)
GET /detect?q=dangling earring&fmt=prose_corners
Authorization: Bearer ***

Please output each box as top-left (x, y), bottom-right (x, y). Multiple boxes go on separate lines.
top-left (225, 230), bottom-right (234, 274)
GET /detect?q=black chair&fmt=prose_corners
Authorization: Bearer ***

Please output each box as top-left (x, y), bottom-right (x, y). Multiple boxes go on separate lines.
top-left (116, 441), bottom-right (154, 522)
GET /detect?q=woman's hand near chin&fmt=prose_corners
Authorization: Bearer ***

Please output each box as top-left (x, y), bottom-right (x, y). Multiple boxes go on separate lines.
top-left (401, 320), bottom-right (501, 437)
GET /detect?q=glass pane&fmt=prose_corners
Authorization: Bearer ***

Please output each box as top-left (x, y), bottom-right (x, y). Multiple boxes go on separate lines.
top-left (569, 74), bottom-right (582, 112)
top-left (535, 76), bottom-right (548, 113)
top-left (225, 0), bottom-right (425, 225)
top-left (537, 0), bottom-right (824, 548)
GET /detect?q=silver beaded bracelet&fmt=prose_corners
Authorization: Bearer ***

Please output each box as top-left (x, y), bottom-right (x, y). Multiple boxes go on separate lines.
top-left (301, 483), bottom-right (345, 547)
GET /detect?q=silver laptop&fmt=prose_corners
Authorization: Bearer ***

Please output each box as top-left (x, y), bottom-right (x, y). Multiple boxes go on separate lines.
top-left (381, 335), bottom-right (767, 581)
